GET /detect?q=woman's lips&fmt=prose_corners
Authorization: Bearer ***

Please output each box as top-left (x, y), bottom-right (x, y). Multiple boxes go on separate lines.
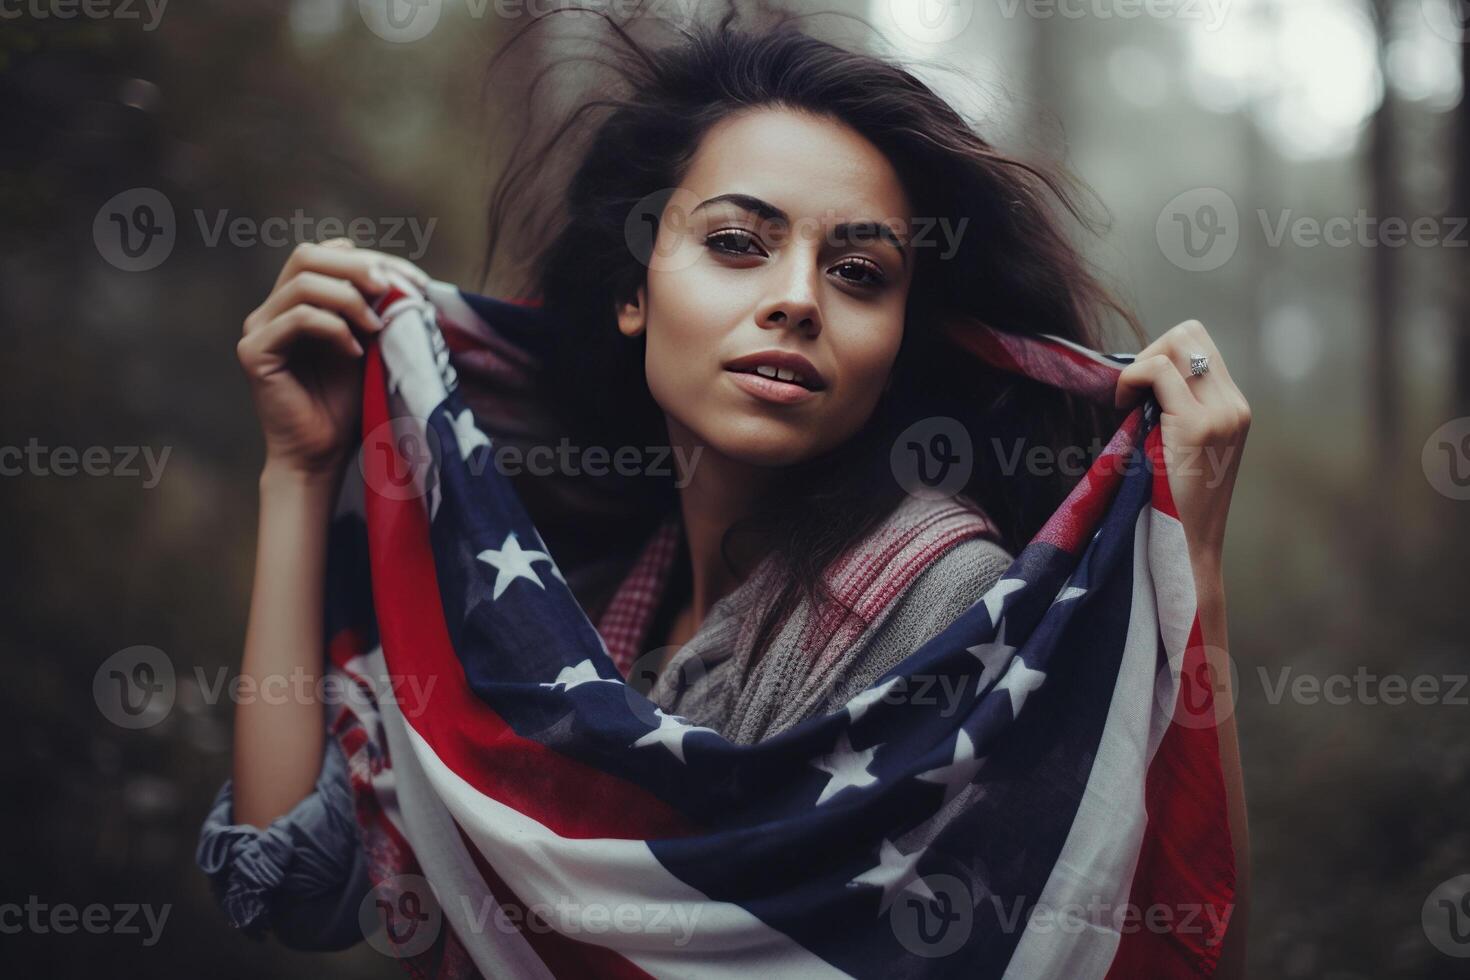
top-left (725, 368), bottom-right (821, 405)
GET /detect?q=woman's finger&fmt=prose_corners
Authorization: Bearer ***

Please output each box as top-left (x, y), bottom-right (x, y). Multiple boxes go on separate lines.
top-left (1143, 319), bottom-right (1239, 393)
top-left (1115, 353), bottom-right (1201, 415)
top-left (275, 239), bottom-right (430, 295)
top-left (258, 271), bottom-right (384, 337)
top-left (238, 305), bottom-right (364, 371)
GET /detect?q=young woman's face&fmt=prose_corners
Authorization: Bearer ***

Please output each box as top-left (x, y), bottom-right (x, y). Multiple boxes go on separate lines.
top-left (618, 108), bottom-right (915, 468)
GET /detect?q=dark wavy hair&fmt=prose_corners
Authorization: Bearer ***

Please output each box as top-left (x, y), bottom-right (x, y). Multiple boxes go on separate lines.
top-left (478, 3), bottom-right (1143, 673)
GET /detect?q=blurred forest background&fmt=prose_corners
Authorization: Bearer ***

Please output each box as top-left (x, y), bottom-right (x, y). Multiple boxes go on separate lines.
top-left (3, 0), bottom-right (1470, 976)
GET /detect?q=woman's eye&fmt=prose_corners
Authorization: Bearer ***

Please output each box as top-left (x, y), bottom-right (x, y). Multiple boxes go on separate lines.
top-left (832, 258), bottom-right (885, 287)
top-left (705, 229), bottom-right (764, 256)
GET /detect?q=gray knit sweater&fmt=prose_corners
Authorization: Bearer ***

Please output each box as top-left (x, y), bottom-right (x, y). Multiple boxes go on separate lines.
top-left (644, 498), bottom-right (1014, 745)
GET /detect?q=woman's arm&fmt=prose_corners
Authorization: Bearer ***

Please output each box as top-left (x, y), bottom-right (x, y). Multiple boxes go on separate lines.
top-left (1193, 558), bottom-right (1250, 979)
top-left (231, 464), bottom-right (341, 827)
top-left (231, 238), bottom-right (428, 828)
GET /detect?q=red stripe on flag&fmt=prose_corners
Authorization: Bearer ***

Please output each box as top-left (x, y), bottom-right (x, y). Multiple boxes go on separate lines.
top-left (1106, 427), bottom-right (1234, 978)
top-left (1104, 613), bottom-right (1236, 978)
top-left (1145, 422), bottom-right (1180, 520)
top-left (359, 343), bottom-right (697, 841)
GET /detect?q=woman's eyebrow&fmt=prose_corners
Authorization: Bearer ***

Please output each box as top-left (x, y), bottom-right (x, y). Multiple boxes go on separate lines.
top-left (693, 192), bottom-right (787, 223)
top-left (693, 193), bottom-right (910, 268)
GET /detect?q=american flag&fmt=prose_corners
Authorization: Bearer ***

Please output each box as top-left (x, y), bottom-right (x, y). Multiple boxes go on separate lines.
top-left (319, 274), bottom-right (1236, 978)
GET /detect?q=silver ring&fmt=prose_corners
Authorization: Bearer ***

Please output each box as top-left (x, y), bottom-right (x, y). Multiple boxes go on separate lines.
top-left (1189, 352), bottom-right (1210, 377)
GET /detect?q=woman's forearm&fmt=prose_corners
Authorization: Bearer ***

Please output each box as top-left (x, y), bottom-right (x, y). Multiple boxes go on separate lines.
top-left (231, 462), bottom-right (343, 829)
top-left (1190, 556), bottom-right (1250, 979)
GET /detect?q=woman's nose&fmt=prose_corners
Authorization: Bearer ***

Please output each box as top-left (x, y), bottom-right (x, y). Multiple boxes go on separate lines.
top-left (756, 260), bottom-right (822, 336)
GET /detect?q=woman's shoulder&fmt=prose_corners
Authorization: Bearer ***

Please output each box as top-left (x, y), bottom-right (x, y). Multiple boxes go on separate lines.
top-left (808, 490), bottom-right (1011, 624)
top-left (811, 497), bottom-right (1014, 716)
top-left (881, 491), bottom-right (1014, 624)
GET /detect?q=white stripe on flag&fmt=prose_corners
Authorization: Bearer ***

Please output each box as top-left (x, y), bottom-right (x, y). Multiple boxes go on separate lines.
top-left (395, 716), bottom-right (854, 979)
top-left (1000, 505), bottom-right (1195, 978)
top-left (366, 646), bottom-right (557, 980)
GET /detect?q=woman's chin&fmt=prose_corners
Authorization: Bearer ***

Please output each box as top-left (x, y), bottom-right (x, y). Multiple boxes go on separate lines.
top-left (698, 426), bottom-right (822, 470)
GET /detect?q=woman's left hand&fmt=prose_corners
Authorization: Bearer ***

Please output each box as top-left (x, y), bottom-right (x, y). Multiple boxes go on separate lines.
top-left (1113, 319), bottom-right (1252, 574)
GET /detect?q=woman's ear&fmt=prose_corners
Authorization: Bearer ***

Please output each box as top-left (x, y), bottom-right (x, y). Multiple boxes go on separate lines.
top-left (615, 285), bottom-right (648, 338)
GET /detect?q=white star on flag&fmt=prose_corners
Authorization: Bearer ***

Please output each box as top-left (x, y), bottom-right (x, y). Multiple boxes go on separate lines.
top-left (810, 730), bottom-right (880, 805)
top-left (631, 708), bottom-right (718, 763)
top-left (1055, 584), bottom-right (1087, 603)
top-left (449, 407), bottom-right (492, 461)
top-left (847, 838), bottom-right (936, 914)
top-left (966, 618), bottom-right (1017, 697)
top-left (540, 658), bottom-right (617, 691)
top-left (843, 676), bottom-right (902, 724)
top-left (994, 655), bottom-right (1047, 717)
top-left (980, 577), bottom-right (1026, 628)
top-left (916, 728), bottom-right (988, 804)
top-left (476, 531), bottom-right (557, 600)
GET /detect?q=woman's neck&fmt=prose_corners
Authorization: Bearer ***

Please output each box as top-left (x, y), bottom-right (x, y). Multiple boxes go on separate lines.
top-left (665, 417), bottom-right (779, 635)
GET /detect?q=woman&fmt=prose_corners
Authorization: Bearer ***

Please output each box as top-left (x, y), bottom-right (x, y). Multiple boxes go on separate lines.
top-left (199, 9), bottom-right (1251, 973)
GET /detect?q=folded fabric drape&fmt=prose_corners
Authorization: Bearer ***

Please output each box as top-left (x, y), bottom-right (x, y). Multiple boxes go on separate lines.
top-left (314, 274), bottom-right (1235, 978)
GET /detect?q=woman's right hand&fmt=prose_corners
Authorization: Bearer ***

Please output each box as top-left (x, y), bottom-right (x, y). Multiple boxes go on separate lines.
top-left (236, 238), bottom-right (430, 479)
